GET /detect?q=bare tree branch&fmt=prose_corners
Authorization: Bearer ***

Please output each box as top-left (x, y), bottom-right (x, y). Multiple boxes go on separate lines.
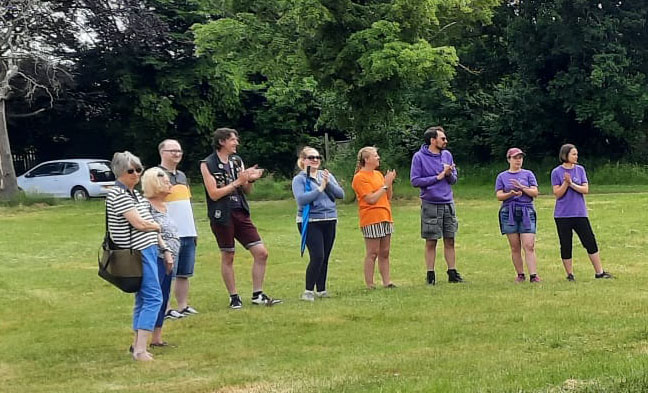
top-left (7, 107), bottom-right (46, 118)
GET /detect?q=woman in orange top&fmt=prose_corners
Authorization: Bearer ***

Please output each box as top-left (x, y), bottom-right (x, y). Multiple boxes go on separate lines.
top-left (351, 147), bottom-right (397, 289)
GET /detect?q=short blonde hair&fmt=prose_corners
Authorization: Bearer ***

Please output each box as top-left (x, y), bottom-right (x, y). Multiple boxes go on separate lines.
top-left (296, 146), bottom-right (319, 171)
top-left (141, 167), bottom-right (169, 198)
top-left (355, 147), bottom-right (377, 173)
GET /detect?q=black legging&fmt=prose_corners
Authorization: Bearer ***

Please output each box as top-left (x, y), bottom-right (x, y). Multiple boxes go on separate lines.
top-left (554, 217), bottom-right (599, 260)
top-left (297, 220), bottom-right (337, 292)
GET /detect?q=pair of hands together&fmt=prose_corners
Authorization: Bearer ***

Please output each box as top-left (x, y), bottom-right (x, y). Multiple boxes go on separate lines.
top-left (563, 172), bottom-right (574, 185)
top-left (316, 169), bottom-right (331, 192)
top-left (384, 169), bottom-right (397, 188)
top-left (508, 179), bottom-right (527, 197)
top-left (436, 164), bottom-right (455, 180)
top-left (234, 165), bottom-right (264, 187)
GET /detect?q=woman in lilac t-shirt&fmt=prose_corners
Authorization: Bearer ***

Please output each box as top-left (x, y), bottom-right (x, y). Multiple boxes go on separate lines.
top-left (551, 144), bottom-right (612, 281)
top-left (495, 148), bottom-right (541, 283)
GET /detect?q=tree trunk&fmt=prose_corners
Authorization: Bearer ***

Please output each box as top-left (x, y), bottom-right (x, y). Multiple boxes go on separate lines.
top-left (0, 99), bottom-right (19, 200)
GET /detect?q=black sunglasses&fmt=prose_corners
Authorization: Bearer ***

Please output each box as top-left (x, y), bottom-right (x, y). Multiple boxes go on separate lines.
top-left (306, 155), bottom-right (322, 161)
top-left (127, 167), bottom-right (143, 174)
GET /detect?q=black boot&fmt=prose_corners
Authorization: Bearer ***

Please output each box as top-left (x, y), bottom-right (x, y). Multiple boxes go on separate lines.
top-left (426, 270), bottom-right (436, 286)
top-left (447, 269), bottom-right (464, 283)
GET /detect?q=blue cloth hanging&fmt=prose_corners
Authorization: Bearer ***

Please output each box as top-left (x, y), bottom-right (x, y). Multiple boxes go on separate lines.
top-left (300, 169), bottom-right (312, 257)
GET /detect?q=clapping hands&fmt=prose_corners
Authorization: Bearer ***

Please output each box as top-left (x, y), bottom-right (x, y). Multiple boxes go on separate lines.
top-left (236, 165), bottom-right (264, 186)
top-left (509, 179), bottom-right (525, 190)
top-left (384, 169), bottom-right (397, 186)
top-left (443, 163), bottom-right (455, 176)
top-left (563, 172), bottom-right (572, 185)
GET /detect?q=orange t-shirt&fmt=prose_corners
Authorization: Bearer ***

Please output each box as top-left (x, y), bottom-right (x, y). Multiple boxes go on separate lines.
top-left (351, 170), bottom-right (393, 227)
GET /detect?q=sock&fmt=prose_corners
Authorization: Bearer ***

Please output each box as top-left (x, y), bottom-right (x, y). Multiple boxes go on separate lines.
top-left (230, 293), bottom-right (239, 299)
top-left (252, 291), bottom-right (262, 298)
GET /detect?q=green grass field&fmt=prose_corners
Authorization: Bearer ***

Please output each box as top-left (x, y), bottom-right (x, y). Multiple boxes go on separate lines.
top-left (2, 186), bottom-right (648, 392)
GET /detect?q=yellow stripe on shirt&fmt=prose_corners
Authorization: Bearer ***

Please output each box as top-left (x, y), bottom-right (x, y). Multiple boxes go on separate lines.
top-left (165, 184), bottom-right (192, 202)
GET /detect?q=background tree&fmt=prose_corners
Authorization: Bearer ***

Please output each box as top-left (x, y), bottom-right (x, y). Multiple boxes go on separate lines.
top-left (0, 0), bottom-right (74, 199)
top-left (192, 0), bottom-right (500, 169)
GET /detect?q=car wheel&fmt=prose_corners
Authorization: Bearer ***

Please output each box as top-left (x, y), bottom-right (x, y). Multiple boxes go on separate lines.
top-left (71, 186), bottom-right (89, 201)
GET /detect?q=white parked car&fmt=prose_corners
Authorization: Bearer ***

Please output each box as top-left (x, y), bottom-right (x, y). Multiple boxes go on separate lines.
top-left (17, 159), bottom-right (116, 200)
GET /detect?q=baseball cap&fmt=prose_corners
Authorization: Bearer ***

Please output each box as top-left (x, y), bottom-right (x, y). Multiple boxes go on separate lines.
top-left (506, 148), bottom-right (525, 158)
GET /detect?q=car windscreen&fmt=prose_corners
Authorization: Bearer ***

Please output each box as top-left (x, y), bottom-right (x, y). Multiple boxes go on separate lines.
top-left (88, 161), bottom-right (116, 182)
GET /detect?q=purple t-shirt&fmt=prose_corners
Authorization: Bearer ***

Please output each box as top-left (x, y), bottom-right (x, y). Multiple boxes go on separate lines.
top-left (495, 169), bottom-right (538, 207)
top-left (551, 165), bottom-right (589, 217)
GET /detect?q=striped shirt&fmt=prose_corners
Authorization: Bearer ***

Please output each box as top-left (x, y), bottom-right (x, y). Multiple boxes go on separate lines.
top-left (106, 185), bottom-right (158, 250)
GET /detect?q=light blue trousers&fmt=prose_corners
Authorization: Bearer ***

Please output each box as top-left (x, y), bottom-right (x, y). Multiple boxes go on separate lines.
top-left (132, 245), bottom-right (162, 331)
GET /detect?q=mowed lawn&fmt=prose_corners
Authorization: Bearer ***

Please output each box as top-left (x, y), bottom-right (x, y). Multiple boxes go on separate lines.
top-left (1, 188), bottom-right (648, 393)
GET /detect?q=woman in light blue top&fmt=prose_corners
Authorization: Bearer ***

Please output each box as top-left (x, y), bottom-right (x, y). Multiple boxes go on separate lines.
top-left (291, 147), bottom-right (345, 301)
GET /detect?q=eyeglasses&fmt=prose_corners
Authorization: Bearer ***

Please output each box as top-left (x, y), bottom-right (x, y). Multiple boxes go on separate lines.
top-left (162, 149), bottom-right (183, 154)
top-left (306, 155), bottom-right (322, 161)
top-left (127, 167), bottom-right (143, 174)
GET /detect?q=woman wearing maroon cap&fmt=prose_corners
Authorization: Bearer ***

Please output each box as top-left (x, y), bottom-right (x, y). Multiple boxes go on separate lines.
top-left (495, 148), bottom-right (541, 283)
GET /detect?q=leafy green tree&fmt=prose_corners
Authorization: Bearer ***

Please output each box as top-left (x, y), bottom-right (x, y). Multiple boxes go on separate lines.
top-left (425, 1), bottom-right (648, 163)
top-left (192, 0), bottom-right (500, 169)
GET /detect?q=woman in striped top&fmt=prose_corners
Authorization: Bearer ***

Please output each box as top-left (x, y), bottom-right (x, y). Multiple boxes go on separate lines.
top-left (106, 151), bottom-right (162, 362)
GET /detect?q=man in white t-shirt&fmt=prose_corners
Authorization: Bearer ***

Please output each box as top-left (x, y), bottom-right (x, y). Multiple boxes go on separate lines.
top-left (158, 139), bottom-right (199, 318)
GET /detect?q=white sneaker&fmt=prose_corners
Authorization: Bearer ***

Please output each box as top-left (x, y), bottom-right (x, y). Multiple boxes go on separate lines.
top-left (316, 290), bottom-right (329, 298)
top-left (251, 293), bottom-right (282, 306)
top-left (164, 309), bottom-right (185, 320)
top-left (300, 291), bottom-right (315, 302)
top-left (180, 306), bottom-right (199, 316)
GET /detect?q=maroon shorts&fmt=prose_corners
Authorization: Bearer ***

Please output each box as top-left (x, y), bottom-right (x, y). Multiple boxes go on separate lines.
top-left (210, 209), bottom-right (263, 252)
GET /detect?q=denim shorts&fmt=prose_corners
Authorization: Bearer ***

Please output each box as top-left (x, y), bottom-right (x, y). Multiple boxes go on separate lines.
top-left (173, 236), bottom-right (197, 278)
top-left (421, 202), bottom-right (458, 240)
top-left (499, 206), bottom-right (537, 235)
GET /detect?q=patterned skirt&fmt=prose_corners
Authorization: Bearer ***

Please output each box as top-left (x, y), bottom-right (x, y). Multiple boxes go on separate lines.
top-left (361, 221), bottom-right (394, 239)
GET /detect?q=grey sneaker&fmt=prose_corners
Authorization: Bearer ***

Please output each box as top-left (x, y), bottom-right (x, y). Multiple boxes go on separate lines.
top-left (252, 293), bottom-right (282, 306)
top-left (316, 290), bottom-right (329, 298)
top-left (300, 291), bottom-right (315, 302)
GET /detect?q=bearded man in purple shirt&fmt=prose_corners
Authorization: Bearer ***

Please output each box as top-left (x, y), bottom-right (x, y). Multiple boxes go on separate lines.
top-left (410, 126), bottom-right (464, 285)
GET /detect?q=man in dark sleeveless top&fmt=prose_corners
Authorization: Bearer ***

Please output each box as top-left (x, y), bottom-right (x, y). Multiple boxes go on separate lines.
top-left (200, 128), bottom-right (282, 309)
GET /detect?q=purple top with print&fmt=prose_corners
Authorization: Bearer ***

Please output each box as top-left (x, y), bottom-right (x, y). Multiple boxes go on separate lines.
top-left (551, 165), bottom-right (589, 217)
top-left (495, 169), bottom-right (538, 207)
